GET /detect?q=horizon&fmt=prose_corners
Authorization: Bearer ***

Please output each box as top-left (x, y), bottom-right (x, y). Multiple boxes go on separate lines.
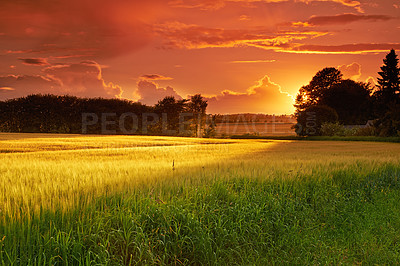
top-left (1, 0), bottom-right (399, 114)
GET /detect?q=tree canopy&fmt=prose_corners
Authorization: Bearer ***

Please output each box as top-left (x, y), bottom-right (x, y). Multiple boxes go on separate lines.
top-left (295, 67), bottom-right (372, 125)
top-left (294, 50), bottom-right (400, 137)
top-left (374, 49), bottom-right (400, 117)
top-left (0, 94), bottom-right (209, 137)
top-left (321, 79), bottom-right (373, 125)
top-left (295, 67), bottom-right (342, 112)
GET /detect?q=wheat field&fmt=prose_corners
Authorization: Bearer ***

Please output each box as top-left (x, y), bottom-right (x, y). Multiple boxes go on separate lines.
top-left (0, 133), bottom-right (400, 264)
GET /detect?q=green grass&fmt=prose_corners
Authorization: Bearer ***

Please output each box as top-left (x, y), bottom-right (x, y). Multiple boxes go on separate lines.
top-left (0, 134), bottom-right (400, 264)
top-left (2, 169), bottom-right (400, 265)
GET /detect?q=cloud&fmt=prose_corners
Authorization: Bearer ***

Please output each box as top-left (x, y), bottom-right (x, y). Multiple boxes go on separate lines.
top-left (0, 61), bottom-right (122, 100)
top-left (18, 58), bottom-right (49, 66)
top-left (43, 61), bottom-right (122, 98)
top-left (277, 43), bottom-right (400, 54)
top-left (239, 15), bottom-right (251, 21)
top-left (338, 62), bottom-right (361, 80)
top-left (135, 80), bottom-right (182, 105)
top-left (170, 0), bottom-right (362, 11)
top-left (155, 21), bottom-right (328, 50)
top-left (0, 75), bottom-right (61, 99)
top-left (230, 59), bottom-right (276, 63)
top-left (0, 0), bottom-right (168, 58)
top-left (140, 74), bottom-right (174, 80)
top-left (0, 87), bottom-right (15, 91)
top-left (306, 13), bottom-right (394, 26)
top-left (207, 75), bottom-right (294, 114)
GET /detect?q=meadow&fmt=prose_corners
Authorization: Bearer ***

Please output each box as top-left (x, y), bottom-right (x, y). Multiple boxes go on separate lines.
top-left (215, 122), bottom-right (295, 136)
top-left (0, 133), bottom-right (400, 264)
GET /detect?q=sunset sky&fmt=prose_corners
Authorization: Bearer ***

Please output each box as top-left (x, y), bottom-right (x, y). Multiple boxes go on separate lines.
top-left (0, 0), bottom-right (399, 114)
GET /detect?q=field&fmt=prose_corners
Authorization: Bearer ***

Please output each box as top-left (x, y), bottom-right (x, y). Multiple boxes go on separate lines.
top-left (215, 122), bottom-right (296, 136)
top-left (0, 133), bottom-right (400, 264)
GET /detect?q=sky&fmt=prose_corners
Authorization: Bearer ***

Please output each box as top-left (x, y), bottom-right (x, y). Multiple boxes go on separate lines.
top-left (0, 0), bottom-right (399, 114)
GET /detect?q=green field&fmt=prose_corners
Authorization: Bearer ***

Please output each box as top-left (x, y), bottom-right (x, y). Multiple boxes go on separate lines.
top-left (0, 133), bottom-right (400, 264)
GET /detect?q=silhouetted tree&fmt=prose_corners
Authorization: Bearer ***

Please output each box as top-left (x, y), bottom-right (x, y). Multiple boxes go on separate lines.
top-left (203, 114), bottom-right (217, 138)
top-left (0, 94), bottom-right (152, 134)
top-left (294, 105), bottom-right (338, 136)
top-left (187, 94), bottom-right (208, 137)
top-left (374, 49), bottom-right (400, 117)
top-left (295, 67), bottom-right (342, 113)
top-left (374, 103), bottom-right (400, 136)
top-left (321, 80), bottom-right (373, 124)
top-left (154, 96), bottom-right (187, 134)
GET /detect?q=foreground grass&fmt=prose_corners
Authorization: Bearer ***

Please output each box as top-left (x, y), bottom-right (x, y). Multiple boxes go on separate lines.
top-left (2, 170), bottom-right (400, 264)
top-left (0, 134), bottom-right (400, 264)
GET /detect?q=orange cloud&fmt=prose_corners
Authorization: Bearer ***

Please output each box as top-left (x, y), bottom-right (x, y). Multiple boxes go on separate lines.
top-left (277, 43), bottom-right (400, 54)
top-left (0, 75), bottom-right (60, 100)
top-left (0, 87), bottom-right (15, 91)
top-left (135, 80), bottom-right (182, 105)
top-left (239, 15), bottom-right (251, 21)
top-left (230, 59), bottom-right (276, 63)
top-left (0, 61), bottom-right (122, 100)
top-left (156, 22), bottom-right (328, 50)
top-left (0, 0), bottom-right (168, 58)
top-left (43, 61), bottom-right (122, 98)
top-left (207, 75), bottom-right (294, 114)
top-left (169, 0), bottom-right (362, 10)
top-left (338, 62), bottom-right (361, 80)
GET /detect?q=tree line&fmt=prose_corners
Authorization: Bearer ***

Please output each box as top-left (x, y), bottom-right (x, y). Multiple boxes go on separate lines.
top-left (1, 49), bottom-right (399, 138)
top-left (0, 94), bottom-right (210, 137)
top-left (294, 49), bottom-right (400, 137)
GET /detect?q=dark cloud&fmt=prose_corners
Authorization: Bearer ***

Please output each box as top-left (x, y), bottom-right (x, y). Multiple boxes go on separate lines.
top-left (135, 80), bottom-right (182, 105)
top-left (18, 58), bottom-right (49, 66)
top-left (140, 74), bottom-right (173, 80)
top-left (282, 43), bottom-right (400, 54)
top-left (307, 13), bottom-right (394, 26)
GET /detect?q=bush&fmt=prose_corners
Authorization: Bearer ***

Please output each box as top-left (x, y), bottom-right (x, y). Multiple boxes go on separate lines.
top-left (320, 122), bottom-right (347, 136)
top-left (320, 122), bottom-right (378, 137)
top-left (294, 105), bottom-right (338, 136)
top-left (353, 126), bottom-right (376, 136)
top-left (374, 103), bottom-right (400, 137)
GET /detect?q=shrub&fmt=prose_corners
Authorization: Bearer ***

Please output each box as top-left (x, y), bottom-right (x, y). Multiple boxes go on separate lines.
top-left (320, 122), bottom-right (347, 136)
top-left (353, 126), bottom-right (376, 136)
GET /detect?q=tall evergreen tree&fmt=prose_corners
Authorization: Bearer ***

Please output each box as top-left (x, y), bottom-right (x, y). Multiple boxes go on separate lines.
top-left (374, 49), bottom-right (400, 117)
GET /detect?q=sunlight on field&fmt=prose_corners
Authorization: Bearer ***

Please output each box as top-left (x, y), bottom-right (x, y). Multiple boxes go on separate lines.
top-left (215, 122), bottom-right (296, 136)
top-left (0, 134), bottom-right (399, 220)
